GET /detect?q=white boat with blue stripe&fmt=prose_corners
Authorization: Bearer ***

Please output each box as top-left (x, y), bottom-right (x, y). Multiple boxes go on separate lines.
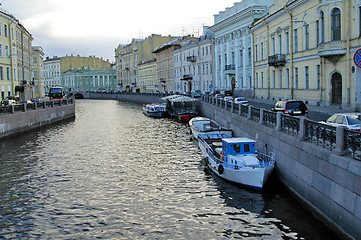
top-left (198, 133), bottom-right (275, 191)
top-left (142, 103), bottom-right (167, 118)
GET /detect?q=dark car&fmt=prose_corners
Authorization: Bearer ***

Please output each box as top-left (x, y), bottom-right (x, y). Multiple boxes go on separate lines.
top-left (271, 100), bottom-right (308, 117)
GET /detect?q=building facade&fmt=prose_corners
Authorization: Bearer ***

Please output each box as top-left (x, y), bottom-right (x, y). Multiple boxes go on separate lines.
top-left (153, 35), bottom-right (199, 92)
top-left (0, 7), bottom-right (33, 101)
top-left (32, 46), bottom-right (45, 98)
top-left (209, 0), bottom-right (274, 97)
top-left (173, 30), bottom-right (214, 94)
top-left (138, 60), bottom-right (157, 92)
top-left (115, 34), bottom-right (179, 92)
top-left (43, 56), bottom-right (61, 94)
top-left (251, 0), bottom-right (361, 110)
top-left (61, 68), bottom-right (116, 92)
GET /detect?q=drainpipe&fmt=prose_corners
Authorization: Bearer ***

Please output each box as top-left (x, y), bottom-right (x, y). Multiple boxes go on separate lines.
top-left (346, 0), bottom-right (351, 107)
top-left (284, 5), bottom-right (294, 100)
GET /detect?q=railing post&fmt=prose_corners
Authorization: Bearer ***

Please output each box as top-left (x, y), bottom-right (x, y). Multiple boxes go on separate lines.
top-left (231, 102), bottom-right (234, 112)
top-left (247, 105), bottom-right (252, 120)
top-left (259, 108), bottom-right (264, 125)
top-left (51, 101), bottom-right (55, 107)
top-left (34, 102), bottom-right (37, 110)
top-left (22, 103), bottom-right (26, 111)
top-left (10, 105), bottom-right (15, 113)
top-left (224, 100), bottom-right (227, 110)
top-left (298, 117), bottom-right (306, 140)
top-left (334, 126), bottom-right (345, 156)
top-left (275, 111), bottom-right (282, 131)
top-left (238, 103), bottom-right (242, 116)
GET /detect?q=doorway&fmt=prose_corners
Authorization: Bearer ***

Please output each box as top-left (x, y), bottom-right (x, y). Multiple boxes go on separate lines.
top-left (331, 72), bottom-right (342, 105)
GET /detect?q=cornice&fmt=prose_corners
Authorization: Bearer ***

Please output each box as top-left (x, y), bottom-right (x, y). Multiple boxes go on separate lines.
top-left (210, 5), bottom-right (267, 33)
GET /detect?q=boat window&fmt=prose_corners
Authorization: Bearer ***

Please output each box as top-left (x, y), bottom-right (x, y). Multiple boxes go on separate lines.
top-left (234, 144), bottom-right (241, 153)
top-left (244, 144), bottom-right (250, 152)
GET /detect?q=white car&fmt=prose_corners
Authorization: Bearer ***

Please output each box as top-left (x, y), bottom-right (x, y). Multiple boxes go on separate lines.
top-left (223, 96), bottom-right (234, 102)
top-left (321, 113), bottom-right (361, 132)
top-left (234, 97), bottom-right (249, 105)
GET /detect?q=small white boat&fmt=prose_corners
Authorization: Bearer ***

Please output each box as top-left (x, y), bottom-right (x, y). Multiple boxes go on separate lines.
top-left (198, 133), bottom-right (275, 191)
top-left (189, 117), bottom-right (232, 139)
top-left (142, 103), bottom-right (166, 118)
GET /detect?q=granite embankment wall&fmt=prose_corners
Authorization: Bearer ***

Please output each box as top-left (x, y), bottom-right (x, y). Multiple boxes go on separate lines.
top-left (0, 102), bottom-right (75, 140)
top-left (199, 101), bottom-right (360, 240)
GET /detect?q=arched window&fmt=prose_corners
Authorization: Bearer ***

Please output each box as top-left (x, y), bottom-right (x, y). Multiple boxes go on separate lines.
top-left (331, 8), bottom-right (341, 41)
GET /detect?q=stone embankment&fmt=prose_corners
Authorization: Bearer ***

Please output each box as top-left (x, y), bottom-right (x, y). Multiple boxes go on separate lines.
top-left (0, 98), bottom-right (75, 140)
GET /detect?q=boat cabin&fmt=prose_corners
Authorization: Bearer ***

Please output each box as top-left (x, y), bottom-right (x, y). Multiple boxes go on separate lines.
top-left (222, 138), bottom-right (256, 156)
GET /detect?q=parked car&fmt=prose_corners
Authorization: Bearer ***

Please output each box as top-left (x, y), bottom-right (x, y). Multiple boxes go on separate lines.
top-left (215, 93), bottom-right (225, 99)
top-left (320, 113), bottom-right (361, 132)
top-left (191, 90), bottom-right (202, 98)
top-left (224, 96), bottom-right (234, 102)
top-left (234, 97), bottom-right (249, 105)
top-left (271, 100), bottom-right (309, 117)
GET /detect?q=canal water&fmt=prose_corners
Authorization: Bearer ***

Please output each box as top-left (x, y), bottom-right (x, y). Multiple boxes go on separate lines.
top-left (0, 99), bottom-right (340, 239)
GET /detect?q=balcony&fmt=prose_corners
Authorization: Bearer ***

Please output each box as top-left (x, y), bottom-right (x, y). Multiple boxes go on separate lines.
top-left (186, 56), bottom-right (196, 62)
top-left (318, 41), bottom-right (347, 63)
top-left (160, 78), bottom-right (166, 83)
top-left (181, 74), bottom-right (193, 81)
top-left (268, 54), bottom-right (286, 67)
top-left (225, 64), bottom-right (235, 75)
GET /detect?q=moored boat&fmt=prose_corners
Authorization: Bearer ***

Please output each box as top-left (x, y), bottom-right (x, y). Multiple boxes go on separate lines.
top-left (189, 117), bottom-right (233, 139)
top-left (178, 111), bottom-right (198, 122)
top-left (142, 103), bottom-right (167, 118)
top-left (198, 133), bottom-right (275, 190)
top-left (162, 95), bottom-right (199, 122)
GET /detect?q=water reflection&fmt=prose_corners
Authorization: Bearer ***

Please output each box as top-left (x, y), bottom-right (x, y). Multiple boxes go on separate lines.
top-left (0, 99), bottom-right (339, 239)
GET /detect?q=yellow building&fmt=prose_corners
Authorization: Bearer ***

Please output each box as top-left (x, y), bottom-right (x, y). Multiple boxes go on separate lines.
top-left (115, 34), bottom-right (179, 92)
top-left (60, 55), bottom-right (111, 73)
top-left (138, 60), bottom-right (157, 92)
top-left (153, 35), bottom-right (199, 92)
top-left (32, 46), bottom-right (45, 98)
top-left (0, 8), bottom-right (33, 101)
top-left (251, 0), bottom-right (361, 110)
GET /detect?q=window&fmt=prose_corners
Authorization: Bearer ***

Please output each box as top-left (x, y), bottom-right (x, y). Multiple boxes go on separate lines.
top-left (278, 34), bottom-right (282, 54)
top-left (279, 70), bottom-right (282, 88)
top-left (294, 67), bottom-right (299, 89)
top-left (248, 47), bottom-right (251, 66)
top-left (305, 66), bottom-right (309, 89)
top-left (0, 67), bottom-right (3, 80)
top-left (316, 20), bottom-right (320, 45)
top-left (5, 46), bottom-right (9, 58)
top-left (359, 6), bottom-right (361, 36)
top-left (244, 144), bottom-right (250, 153)
top-left (271, 36), bottom-right (275, 55)
top-left (272, 70), bottom-right (275, 88)
top-left (331, 8), bottom-right (341, 41)
top-left (286, 68), bottom-right (289, 88)
top-left (316, 65), bottom-right (320, 89)
top-left (256, 72), bottom-right (258, 88)
top-left (255, 45), bottom-right (258, 62)
top-left (294, 29), bottom-right (298, 52)
top-left (320, 11), bottom-right (325, 43)
top-left (0, 44), bottom-right (2, 57)
top-left (6, 67), bottom-right (10, 80)
top-left (261, 72), bottom-right (264, 88)
top-left (261, 42), bottom-right (264, 60)
top-left (285, 32), bottom-right (289, 54)
top-left (4, 24), bottom-right (8, 37)
top-left (239, 50), bottom-right (243, 67)
top-left (234, 144), bottom-right (241, 153)
top-left (305, 24), bottom-right (309, 50)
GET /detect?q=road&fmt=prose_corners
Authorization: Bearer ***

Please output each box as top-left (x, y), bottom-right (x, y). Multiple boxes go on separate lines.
top-left (247, 100), bottom-right (331, 122)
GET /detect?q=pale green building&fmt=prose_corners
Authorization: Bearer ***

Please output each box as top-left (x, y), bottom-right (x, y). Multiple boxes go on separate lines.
top-left (61, 68), bottom-right (117, 92)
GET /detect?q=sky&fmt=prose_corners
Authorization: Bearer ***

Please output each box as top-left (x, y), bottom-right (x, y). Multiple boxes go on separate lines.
top-left (1, 0), bottom-right (237, 63)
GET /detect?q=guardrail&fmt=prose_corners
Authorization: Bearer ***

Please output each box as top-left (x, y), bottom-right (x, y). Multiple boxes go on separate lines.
top-left (0, 98), bottom-right (74, 115)
top-left (202, 95), bottom-right (360, 161)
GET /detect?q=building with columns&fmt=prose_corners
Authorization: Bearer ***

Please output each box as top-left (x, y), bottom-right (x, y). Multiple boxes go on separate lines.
top-left (251, 0), bottom-right (361, 110)
top-left (61, 68), bottom-right (116, 92)
top-left (209, 0), bottom-right (274, 97)
top-left (173, 29), bottom-right (214, 94)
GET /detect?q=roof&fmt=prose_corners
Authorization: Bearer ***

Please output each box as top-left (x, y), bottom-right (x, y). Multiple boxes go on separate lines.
top-left (223, 138), bottom-right (255, 144)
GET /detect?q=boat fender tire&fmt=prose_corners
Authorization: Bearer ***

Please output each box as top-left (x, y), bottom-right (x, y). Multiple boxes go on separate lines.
top-left (218, 164), bottom-right (224, 175)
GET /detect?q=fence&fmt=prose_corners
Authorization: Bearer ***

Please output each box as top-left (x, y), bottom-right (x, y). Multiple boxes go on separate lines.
top-left (0, 98), bottom-right (74, 115)
top-left (202, 95), bottom-right (361, 161)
